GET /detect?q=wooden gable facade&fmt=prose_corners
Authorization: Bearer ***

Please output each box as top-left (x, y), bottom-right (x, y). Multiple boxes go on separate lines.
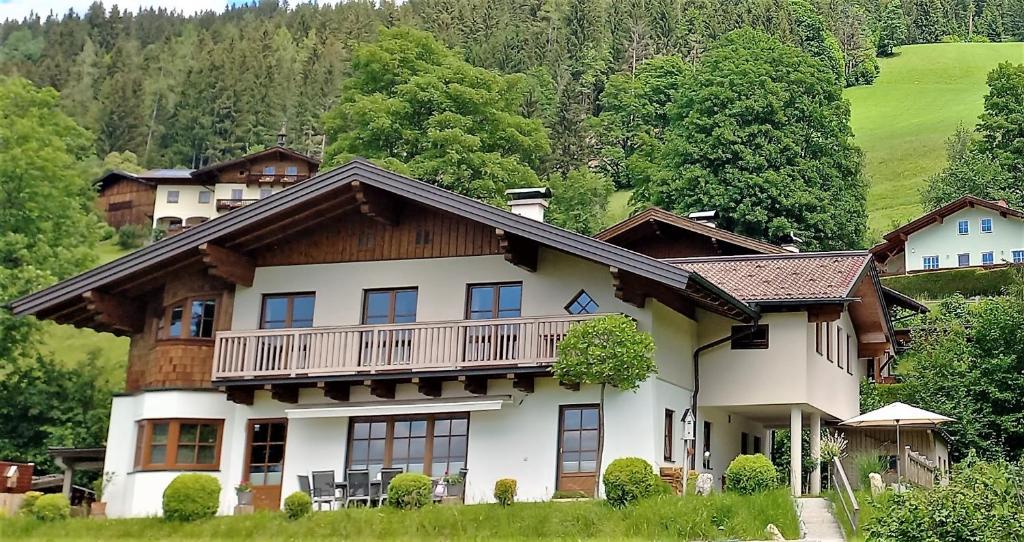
top-left (95, 176), bottom-right (157, 229)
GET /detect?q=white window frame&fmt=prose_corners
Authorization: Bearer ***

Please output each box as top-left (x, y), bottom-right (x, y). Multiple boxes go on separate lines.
top-left (923, 255), bottom-right (939, 270)
top-left (1013, 250), bottom-right (1024, 264)
top-left (982, 252), bottom-right (994, 265)
top-left (231, 188), bottom-right (244, 200)
top-left (166, 190), bottom-right (179, 204)
top-left (958, 253), bottom-right (970, 267)
top-left (259, 188), bottom-right (273, 199)
top-left (981, 218), bottom-right (993, 233)
top-left (198, 190), bottom-right (212, 204)
top-left (957, 220), bottom-right (969, 235)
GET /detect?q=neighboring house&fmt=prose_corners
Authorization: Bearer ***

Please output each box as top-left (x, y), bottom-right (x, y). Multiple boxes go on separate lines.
top-left (10, 160), bottom-right (903, 518)
top-left (871, 196), bottom-right (1024, 276)
top-left (95, 143), bottom-right (319, 234)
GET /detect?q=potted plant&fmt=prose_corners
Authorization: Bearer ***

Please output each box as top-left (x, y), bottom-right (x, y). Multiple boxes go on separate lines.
top-left (235, 481), bottom-right (253, 506)
top-left (90, 472), bottom-right (115, 518)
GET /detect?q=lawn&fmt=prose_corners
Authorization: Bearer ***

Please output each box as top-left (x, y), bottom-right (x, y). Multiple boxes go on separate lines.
top-left (0, 491), bottom-right (800, 541)
top-left (845, 42), bottom-right (1024, 235)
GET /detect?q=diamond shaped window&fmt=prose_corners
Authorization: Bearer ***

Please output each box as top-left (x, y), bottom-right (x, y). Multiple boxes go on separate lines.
top-left (566, 290), bottom-right (599, 315)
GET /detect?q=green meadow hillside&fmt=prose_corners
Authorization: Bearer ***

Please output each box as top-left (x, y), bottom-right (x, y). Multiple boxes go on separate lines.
top-left (847, 42), bottom-right (1024, 235)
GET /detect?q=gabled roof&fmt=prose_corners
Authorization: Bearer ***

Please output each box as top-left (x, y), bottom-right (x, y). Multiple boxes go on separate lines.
top-left (597, 207), bottom-right (788, 255)
top-left (94, 168), bottom-right (195, 190)
top-left (190, 146), bottom-right (320, 180)
top-left (665, 252), bottom-right (873, 303)
top-left (10, 159), bottom-right (758, 324)
top-left (871, 196), bottom-right (1024, 259)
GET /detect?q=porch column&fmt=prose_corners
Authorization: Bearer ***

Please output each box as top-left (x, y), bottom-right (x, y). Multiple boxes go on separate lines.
top-left (790, 406), bottom-right (802, 497)
top-left (764, 429), bottom-right (773, 461)
top-left (809, 412), bottom-right (821, 496)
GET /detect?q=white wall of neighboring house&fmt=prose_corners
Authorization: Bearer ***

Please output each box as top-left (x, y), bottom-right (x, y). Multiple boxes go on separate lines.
top-left (153, 184), bottom-right (218, 227)
top-left (905, 207), bottom-right (1024, 272)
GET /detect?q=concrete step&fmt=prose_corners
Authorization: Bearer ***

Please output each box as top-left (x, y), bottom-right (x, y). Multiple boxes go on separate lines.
top-left (797, 497), bottom-right (846, 542)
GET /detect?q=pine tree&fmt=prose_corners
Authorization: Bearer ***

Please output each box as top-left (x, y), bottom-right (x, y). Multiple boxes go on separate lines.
top-left (877, 0), bottom-right (909, 56)
top-left (95, 40), bottom-right (148, 155)
top-left (909, 0), bottom-right (943, 43)
top-left (976, 0), bottom-right (1005, 41)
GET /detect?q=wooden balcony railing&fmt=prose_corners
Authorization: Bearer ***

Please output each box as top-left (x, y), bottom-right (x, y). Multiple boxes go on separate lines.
top-left (216, 198), bottom-right (260, 211)
top-left (245, 173), bottom-right (310, 184)
top-left (212, 314), bottom-right (600, 380)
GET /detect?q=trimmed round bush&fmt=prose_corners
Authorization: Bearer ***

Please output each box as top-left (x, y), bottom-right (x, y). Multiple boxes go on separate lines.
top-left (603, 457), bottom-right (661, 508)
top-left (387, 473), bottom-right (432, 510)
top-left (162, 473), bottom-right (221, 521)
top-left (494, 478), bottom-right (517, 506)
top-left (283, 491), bottom-right (312, 520)
top-left (19, 491), bottom-right (44, 514)
top-left (31, 494), bottom-right (71, 521)
top-left (725, 454), bottom-right (778, 494)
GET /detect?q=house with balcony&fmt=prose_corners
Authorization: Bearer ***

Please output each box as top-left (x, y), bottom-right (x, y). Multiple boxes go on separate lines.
top-left (870, 195), bottom-right (1024, 276)
top-left (95, 137), bottom-right (319, 234)
top-left (11, 160), bottom-right (907, 517)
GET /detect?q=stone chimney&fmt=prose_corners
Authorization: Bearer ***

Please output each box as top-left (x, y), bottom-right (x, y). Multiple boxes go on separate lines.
top-left (505, 187), bottom-right (552, 222)
top-left (688, 210), bottom-right (718, 228)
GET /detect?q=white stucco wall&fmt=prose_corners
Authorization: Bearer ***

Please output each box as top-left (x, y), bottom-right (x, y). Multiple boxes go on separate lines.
top-left (905, 207), bottom-right (1024, 271)
top-left (805, 311), bottom-right (863, 421)
top-left (696, 407), bottom-right (766, 489)
top-left (153, 184), bottom-right (218, 226)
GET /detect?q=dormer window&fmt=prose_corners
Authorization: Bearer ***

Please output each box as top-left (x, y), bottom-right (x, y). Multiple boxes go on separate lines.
top-left (957, 220), bottom-right (969, 235)
top-left (981, 218), bottom-right (993, 233)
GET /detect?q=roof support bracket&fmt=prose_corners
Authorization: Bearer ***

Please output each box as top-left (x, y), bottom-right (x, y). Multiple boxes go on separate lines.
top-left (82, 291), bottom-right (145, 334)
top-left (496, 229), bottom-right (538, 272)
top-left (352, 180), bottom-right (398, 226)
top-left (199, 243), bottom-right (254, 287)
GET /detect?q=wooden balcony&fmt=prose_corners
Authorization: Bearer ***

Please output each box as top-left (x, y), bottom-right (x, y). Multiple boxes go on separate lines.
top-left (212, 314), bottom-right (599, 381)
top-left (245, 173), bottom-right (310, 184)
top-left (216, 198), bottom-right (260, 211)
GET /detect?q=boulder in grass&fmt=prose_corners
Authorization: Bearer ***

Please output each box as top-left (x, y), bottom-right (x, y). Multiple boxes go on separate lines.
top-left (869, 472), bottom-right (885, 497)
top-left (765, 523), bottom-right (786, 541)
top-left (695, 473), bottom-right (714, 496)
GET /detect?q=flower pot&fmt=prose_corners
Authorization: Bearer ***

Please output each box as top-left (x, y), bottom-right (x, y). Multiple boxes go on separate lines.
top-left (237, 490), bottom-right (253, 506)
top-left (90, 501), bottom-right (107, 519)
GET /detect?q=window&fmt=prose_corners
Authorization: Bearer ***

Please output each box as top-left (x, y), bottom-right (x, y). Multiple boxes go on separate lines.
top-left (1014, 250), bottom-right (1024, 264)
top-left (363, 289), bottom-right (418, 324)
top-left (923, 255), bottom-right (939, 270)
top-left (815, 323), bottom-right (823, 355)
top-left (134, 419), bottom-right (223, 470)
top-left (198, 190), bottom-right (212, 204)
top-left (566, 290), bottom-right (599, 315)
top-left (467, 283), bottom-right (522, 320)
top-left (163, 296), bottom-right (216, 339)
top-left (837, 327), bottom-right (845, 370)
top-left (753, 435), bottom-right (762, 454)
top-left (559, 405), bottom-right (599, 475)
top-left (285, 166), bottom-right (298, 176)
top-left (261, 293), bottom-right (315, 329)
top-left (259, 188), bottom-right (273, 199)
top-left (347, 414), bottom-right (468, 478)
top-left (166, 190), bottom-right (180, 204)
top-left (958, 253), bottom-right (970, 267)
top-left (827, 322), bottom-right (834, 362)
top-left (414, 228), bottom-right (432, 245)
top-left (981, 218), bottom-right (993, 233)
top-left (702, 421), bottom-right (712, 469)
top-left (731, 324), bottom-right (769, 349)
top-left (957, 219), bottom-right (969, 235)
top-left (263, 166), bottom-right (276, 175)
top-left (231, 188), bottom-right (244, 200)
top-left (740, 432), bottom-right (749, 455)
top-left (847, 335), bottom-right (854, 375)
top-left (982, 252), bottom-right (995, 266)
top-left (664, 410), bottom-right (674, 462)
top-left (245, 420), bottom-right (286, 487)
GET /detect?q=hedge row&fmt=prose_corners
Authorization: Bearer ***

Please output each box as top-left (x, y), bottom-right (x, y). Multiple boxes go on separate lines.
top-left (882, 267), bottom-right (1013, 300)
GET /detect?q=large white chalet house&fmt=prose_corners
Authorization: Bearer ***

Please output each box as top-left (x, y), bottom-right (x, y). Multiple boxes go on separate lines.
top-left (10, 161), bottom-right (915, 517)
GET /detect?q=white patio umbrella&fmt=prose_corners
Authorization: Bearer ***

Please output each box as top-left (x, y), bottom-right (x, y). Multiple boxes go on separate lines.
top-left (840, 402), bottom-right (954, 481)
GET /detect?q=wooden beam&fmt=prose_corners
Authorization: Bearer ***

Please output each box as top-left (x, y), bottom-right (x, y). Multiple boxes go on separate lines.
top-left (270, 384), bottom-right (299, 404)
top-left (226, 387), bottom-right (255, 405)
top-left (82, 291), bottom-right (145, 334)
top-left (369, 380), bottom-right (396, 399)
top-left (610, 267), bottom-right (647, 308)
top-left (417, 379), bottom-right (443, 398)
top-left (513, 374), bottom-right (535, 394)
top-left (352, 180), bottom-right (398, 225)
top-left (859, 342), bottom-right (890, 358)
top-left (495, 229), bottom-right (538, 272)
top-left (198, 243), bottom-right (254, 287)
top-left (807, 304), bottom-right (844, 323)
top-left (463, 376), bottom-right (488, 395)
top-left (321, 382), bottom-right (350, 402)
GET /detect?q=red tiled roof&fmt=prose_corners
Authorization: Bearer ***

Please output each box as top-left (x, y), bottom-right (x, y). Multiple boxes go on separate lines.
top-left (666, 252), bottom-right (872, 303)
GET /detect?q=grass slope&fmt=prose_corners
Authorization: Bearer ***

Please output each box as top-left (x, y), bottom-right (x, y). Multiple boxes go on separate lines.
top-left (846, 42), bottom-right (1024, 234)
top-left (2, 492), bottom-right (800, 541)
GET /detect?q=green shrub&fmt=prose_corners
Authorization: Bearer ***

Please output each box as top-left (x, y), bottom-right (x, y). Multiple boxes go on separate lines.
top-left (853, 453), bottom-right (889, 488)
top-left (19, 491), bottom-right (44, 514)
top-left (116, 224), bottom-right (150, 250)
top-left (283, 491), bottom-right (312, 520)
top-left (603, 457), bottom-right (661, 508)
top-left (387, 473), bottom-right (432, 510)
top-left (725, 454), bottom-right (778, 495)
top-left (551, 489), bottom-right (587, 500)
top-left (30, 494), bottom-right (70, 521)
top-left (494, 478), bottom-right (517, 506)
top-left (162, 473), bottom-right (221, 522)
top-left (882, 267), bottom-right (1013, 300)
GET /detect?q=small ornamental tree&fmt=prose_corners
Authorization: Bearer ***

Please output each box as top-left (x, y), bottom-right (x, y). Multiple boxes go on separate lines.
top-left (552, 314), bottom-right (656, 495)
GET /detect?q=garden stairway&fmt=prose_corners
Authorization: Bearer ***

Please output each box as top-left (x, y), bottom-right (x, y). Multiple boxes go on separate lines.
top-left (797, 497), bottom-right (845, 542)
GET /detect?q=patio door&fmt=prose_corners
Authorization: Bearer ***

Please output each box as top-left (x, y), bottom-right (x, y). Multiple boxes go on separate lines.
top-left (244, 419), bottom-right (287, 510)
top-left (556, 405), bottom-right (600, 496)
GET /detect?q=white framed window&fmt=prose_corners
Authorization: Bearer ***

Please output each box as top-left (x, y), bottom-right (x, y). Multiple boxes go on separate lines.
top-left (923, 255), bottom-right (939, 270)
top-left (957, 220), bottom-right (969, 235)
top-left (198, 190), bottom-right (212, 204)
top-left (1013, 250), bottom-right (1024, 264)
top-left (259, 188), bottom-right (273, 199)
top-left (982, 252), bottom-right (994, 265)
top-left (285, 166), bottom-right (298, 175)
top-left (958, 253), bottom-right (970, 267)
top-left (981, 218), bottom-right (993, 233)
top-left (166, 190), bottom-right (179, 204)
top-left (231, 188), bottom-right (243, 200)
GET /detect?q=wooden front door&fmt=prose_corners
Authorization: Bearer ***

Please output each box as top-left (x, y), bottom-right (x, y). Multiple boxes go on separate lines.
top-left (244, 419), bottom-right (287, 510)
top-left (556, 405), bottom-right (600, 496)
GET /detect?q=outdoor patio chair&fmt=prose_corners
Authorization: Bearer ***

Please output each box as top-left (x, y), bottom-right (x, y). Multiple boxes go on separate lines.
top-left (345, 469), bottom-right (372, 508)
top-left (297, 474), bottom-right (312, 497)
top-left (376, 467), bottom-right (404, 506)
top-left (311, 470), bottom-right (341, 511)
